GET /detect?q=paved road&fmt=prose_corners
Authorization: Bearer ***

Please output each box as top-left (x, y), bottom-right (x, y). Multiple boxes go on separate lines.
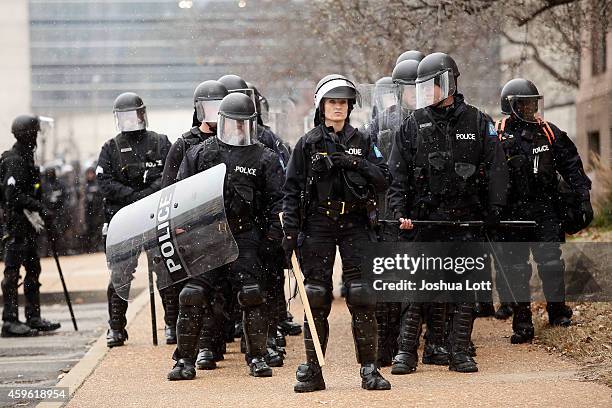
top-left (0, 302), bottom-right (108, 407)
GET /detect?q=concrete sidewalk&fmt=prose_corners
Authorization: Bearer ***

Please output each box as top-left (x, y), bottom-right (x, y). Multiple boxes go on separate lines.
top-left (0, 252), bottom-right (148, 304)
top-left (62, 295), bottom-right (612, 408)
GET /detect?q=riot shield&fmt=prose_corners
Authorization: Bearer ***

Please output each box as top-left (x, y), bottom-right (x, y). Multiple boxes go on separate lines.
top-left (352, 84), bottom-right (404, 161)
top-left (106, 163), bottom-right (239, 301)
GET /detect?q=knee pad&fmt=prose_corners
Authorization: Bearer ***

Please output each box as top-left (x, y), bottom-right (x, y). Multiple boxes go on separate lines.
top-left (179, 283), bottom-right (206, 306)
top-left (237, 283), bottom-right (264, 307)
top-left (304, 283), bottom-right (331, 309)
top-left (346, 280), bottom-right (375, 308)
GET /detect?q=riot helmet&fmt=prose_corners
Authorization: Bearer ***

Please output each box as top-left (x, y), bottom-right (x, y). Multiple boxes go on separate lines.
top-left (395, 49), bottom-right (425, 65)
top-left (415, 52), bottom-right (459, 109)
top-left (193, 80), bottom-right (228, 125)
top-left (246, 82), bottom-right (270, 123)
top-left (314, 74), bottom-right (359, 125)
top-left (11, 114), bottom-right (40, 145)
top-left (217, 93), bottom-right (257, 146)
top-left (392, 59), bottom-right (420, 110)
top-left (112, 92), bottom-right (147, 132)
top-left (501, 78), bottom-right (544, 123)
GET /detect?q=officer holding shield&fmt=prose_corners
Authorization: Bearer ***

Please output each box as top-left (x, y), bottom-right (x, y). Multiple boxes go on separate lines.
top-left (168, 92), bottom-right (284, 380)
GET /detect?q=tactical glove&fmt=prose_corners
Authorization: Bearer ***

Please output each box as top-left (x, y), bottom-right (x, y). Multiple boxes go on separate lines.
top-left (329, 152), bottom-right (362, 170)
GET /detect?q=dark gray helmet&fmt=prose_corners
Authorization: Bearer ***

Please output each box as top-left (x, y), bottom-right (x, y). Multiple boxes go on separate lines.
top-left (375, 76), bottom-right (394, 86)
top-left (314, 74), bottom-right (358, 107)
top-left (416, 52), bottom-right (460, 83)
top-left (500, 78), bottom-right (541, 115)
top-left (392, 60), bottom-right (420, 85)
top-left (218, 93), bottom-right (256, 120)
top-left (11, 114), bottom-right (40, 137)
top-left (395, 50), bottom-right (425, 65)
top-left (218, 74), bottom-right (248, 92)
top-left (193, 80), bottom-right (228, 104)
top-left (113, 92), bottom-right (145, 112)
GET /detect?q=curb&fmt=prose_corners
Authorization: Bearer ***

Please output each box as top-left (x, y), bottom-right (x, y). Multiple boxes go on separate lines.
top-left (36, 288), bottom-right (151, 408)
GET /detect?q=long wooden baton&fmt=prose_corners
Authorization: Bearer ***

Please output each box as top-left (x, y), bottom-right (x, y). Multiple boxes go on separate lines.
top-left (279, 213), bottom-right (325, 367)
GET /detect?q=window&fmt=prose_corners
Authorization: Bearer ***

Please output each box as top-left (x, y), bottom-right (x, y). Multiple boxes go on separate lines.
top-left (588, 131), bottom-right (601, 164)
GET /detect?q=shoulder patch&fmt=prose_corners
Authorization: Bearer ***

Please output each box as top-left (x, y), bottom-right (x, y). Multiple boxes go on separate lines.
top-left (487, 122), bottom-right (497, 137)
top-left (373, 144), bottom-right (383, 159)
top-left (7, 176), bottom-right (15, 186)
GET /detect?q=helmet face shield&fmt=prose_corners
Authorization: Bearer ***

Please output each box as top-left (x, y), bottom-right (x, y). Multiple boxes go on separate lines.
top-left (374, 84), bottom-right (399, 111)
top-left (509, 95), bottom-right (544, 123)
top-left (416, 71), bottom-right (456, 109)
top-left (398, 84), bottom-right (417, 111)
top-left (217, 115), bottom-right (255, 146)
top-left (195, 99), bottom-right (223, 123)
top-left (114, 108), bottom-right (147, 132)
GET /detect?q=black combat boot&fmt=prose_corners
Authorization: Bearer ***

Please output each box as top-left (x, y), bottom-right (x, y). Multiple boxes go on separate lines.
top-left (248, 356), bottom-right (273, 377)
top-left (294, 363), bottom-right (325, 393)
top-left (422, 303), bottom-right (449, 365)
top-left (275, 328), bottom-right (287, 347)
top-left (26, 317), bottom-right (60, 332)
top-left (1, 321), bottom-right (38, 337)
top-left (547, 302), bottom-right (572, 327)
top-left (448, 304), bottom-right (478, 373)
top-left (165, 325), bottom-right (177, 345)
top-left (361, 363), bottom-right (391, 390)
top-left (196, 348), bottom-right (216, 370)
top-left (494, 303), bottom-right (513, 320)
top-left (511, 303), bottom-right (534, 344)
top-left (106, 329), bottom-right (128, 347)
top-left (265, 336), bottom-right (286, 367)
top-left (167, 358), bottom-right (196, 380)
top-left (392, 302), bottom-right (421, 374)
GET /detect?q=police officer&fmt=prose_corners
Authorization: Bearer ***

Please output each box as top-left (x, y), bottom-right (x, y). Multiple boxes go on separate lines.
top-left (495, 78), bottom-right (592, 343)
top-left (220, 75), bottom-right (295, 362)
top-left (1, 115), bottom-right (60, 337)
top-left (246, 80), bottom-right (299, 363)
top-left (82, 166), bottom-right (105, 253)
top-left (158, 79), bottom-right (229, 359)
top-left (161, 80), bottom-right (228, 187)
top-left (373, 53), bottom-right (424, 366)
top-left (388, 53), bottom-right (508, 374)
top-left (283, 74), bottom-right (392, 392)
top-left (97, 92), bottom-right (171, 347)
top-left (168, 92), bottom-right (284, 380)
top-left (41, 167), bottom-right (69, 255)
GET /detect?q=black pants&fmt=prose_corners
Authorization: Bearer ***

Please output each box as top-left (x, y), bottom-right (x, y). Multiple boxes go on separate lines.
top-left (399, 218), bottom-right (483, 357)
top-left (2, 235), bottom-right (42, 322)
top-left (495, 206), bottom-right (565, 304)
top-left (175, 230), bottom-right (271, 362)
top-left (298, 212), bottom-right (378, 365)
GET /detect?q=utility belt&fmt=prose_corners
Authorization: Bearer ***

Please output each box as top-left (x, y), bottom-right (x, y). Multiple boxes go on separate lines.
top-left (315, 199), bottom-right (366, 220)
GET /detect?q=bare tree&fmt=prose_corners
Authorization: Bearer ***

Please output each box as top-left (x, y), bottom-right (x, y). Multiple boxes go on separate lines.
top-left (305, 0), bottom-right (611, 88)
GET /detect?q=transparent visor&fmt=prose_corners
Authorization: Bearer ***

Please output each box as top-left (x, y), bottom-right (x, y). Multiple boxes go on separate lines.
top-left (509, 96), bottom-right (544, 123)
top-left (195, 99), bottom-right (223, 123)
top-left (375, 85), bottom-right (399, 111)
top-left (229, 89), bottom-right (257, 113)
top-left (416, 71), bottom-right (456, 109)
top-left (217, 116), bottom-right (255, 146)
top-left (398, 84), bottom-right (417, 111)
top-left (114, 109), bottom-right (147, 132)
